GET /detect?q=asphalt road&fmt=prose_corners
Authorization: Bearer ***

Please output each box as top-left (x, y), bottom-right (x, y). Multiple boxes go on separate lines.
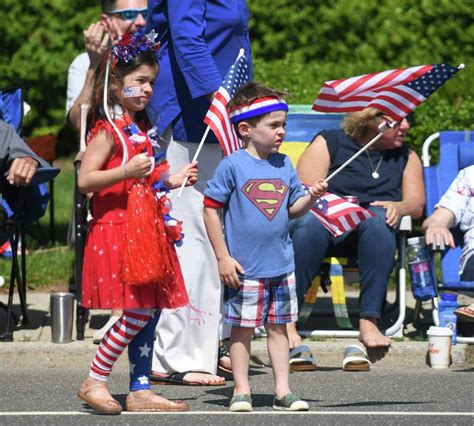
top-left (0, 359), bottom-right (472, 425)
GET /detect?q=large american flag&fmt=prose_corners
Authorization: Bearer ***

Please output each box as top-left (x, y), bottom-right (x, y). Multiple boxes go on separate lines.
top-left (204, 50), bottom-right (250, 156)
top-left (313, 63), bottom-right (461, 121)
top-left (310, 192), bottom-right (375, 237)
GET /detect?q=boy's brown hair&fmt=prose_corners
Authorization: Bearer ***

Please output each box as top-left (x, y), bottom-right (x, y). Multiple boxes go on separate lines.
top-left (228, 82), bottom-right (288, 133)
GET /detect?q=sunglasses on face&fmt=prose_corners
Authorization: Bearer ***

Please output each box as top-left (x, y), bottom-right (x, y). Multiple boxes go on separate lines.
top-left (108, 8), bottom-right (147, 21)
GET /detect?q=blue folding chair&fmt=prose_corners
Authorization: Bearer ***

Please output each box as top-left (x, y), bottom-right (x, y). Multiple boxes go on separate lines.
top-left (0, 87), bottom-right (60, 341)
top-left (0, 87), bottom-right (23, 134)
top-left (422, 130), bottom-right (474, 344)
top-left (281, 106), bottom-right (410, 338)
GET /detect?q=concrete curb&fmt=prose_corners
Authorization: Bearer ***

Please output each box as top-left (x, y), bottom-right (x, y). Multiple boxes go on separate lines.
top-left (0, 338), bottom-right (468, 370)
top-left (0, 291), bottom-right (471, 369)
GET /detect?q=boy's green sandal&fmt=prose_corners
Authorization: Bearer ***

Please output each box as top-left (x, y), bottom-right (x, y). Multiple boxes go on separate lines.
top-left (229, 394), bottom-right (252, 412)
top-left (273, 393), bottom-right (309, 411)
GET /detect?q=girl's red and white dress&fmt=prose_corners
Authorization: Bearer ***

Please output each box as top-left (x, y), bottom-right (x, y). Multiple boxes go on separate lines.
top-left (81, 115), bottom-right (187, 310)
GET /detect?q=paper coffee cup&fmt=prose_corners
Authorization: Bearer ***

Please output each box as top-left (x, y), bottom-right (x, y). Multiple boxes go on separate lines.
top-left (427, 326), bottom-right (452, 369)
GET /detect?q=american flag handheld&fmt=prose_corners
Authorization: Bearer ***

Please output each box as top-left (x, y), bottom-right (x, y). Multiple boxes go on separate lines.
top-left (306, 188), bottom-right (375, 237)
top-left (313, 63), bottom-right (463, 121)
top-left (204, 49), bottom-right (251, 156)
top-left (176, 49), bottom-right (250, 198)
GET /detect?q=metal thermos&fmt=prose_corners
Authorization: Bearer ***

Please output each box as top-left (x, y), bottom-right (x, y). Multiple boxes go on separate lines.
top-left (50, 292), bottom-right (74, 343)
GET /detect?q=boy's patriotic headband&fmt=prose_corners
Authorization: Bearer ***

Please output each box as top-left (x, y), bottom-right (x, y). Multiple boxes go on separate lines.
top-left (229, 97), bottom-right (288, 123)
top-left (111, 28), bottom-right (160, 67)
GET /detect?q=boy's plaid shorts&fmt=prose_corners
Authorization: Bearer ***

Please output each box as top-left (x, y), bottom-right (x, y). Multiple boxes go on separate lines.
top-left (224, 272), bottom-right (298, 327)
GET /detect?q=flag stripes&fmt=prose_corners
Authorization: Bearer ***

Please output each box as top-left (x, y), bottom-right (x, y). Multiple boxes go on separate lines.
top-left (309, 191), bottom-right (375, 237)
top-left (204, 50), bottom-right (250, 156)
top-left (313, 64), bottom-right (460, 121)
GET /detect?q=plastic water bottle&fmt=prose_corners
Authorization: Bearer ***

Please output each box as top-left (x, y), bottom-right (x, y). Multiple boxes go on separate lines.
top-left (407, 236), bottom-right (437, 301)
top-left (438, 292), bottom-right (458, 345)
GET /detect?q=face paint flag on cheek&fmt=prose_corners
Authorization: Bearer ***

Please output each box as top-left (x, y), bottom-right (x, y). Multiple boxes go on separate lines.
top-left (123, 86), bottom-right (142, 98)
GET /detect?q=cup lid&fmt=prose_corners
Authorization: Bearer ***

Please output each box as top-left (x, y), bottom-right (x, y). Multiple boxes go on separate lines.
top-left (427, 326), bottom-right (453, 336)
top-left (407, 236), bottom-right (426, 246)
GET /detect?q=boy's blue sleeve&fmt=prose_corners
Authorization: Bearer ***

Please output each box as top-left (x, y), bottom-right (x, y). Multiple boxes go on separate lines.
top-left (204, 157), bottom-right (235, 204)
top-left (287, 157), bottom-right (306, 206)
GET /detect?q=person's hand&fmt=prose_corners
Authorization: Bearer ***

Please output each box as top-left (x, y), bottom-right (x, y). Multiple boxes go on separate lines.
top-left (370, 200), bottom-right (401, 228)
top-left (218, 256), bottom-right (245, 289)
top-left (125, 153), bottom-right (153, 179)
top-left (101, 15), bottom-right (124, 44)
top-left (308, 179), bottom-right (328, 199)
top-left (7, 157), bottom-right (39, 186)
top-left (83, 21), bottom-right (110, 68)
top-left (425, 223), bottom-right (455, 248)
top-left (167, 161), bottom-right (198, 189)
top-left (207, 91), bottom-right (218, 102)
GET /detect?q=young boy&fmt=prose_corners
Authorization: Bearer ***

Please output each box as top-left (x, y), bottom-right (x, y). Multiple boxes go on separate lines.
top-left (203, 82), bottom-right (327, 412)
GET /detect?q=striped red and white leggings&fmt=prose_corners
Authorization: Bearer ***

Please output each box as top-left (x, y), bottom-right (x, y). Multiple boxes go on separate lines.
top-left (89, 309), bottom-right (153, 381)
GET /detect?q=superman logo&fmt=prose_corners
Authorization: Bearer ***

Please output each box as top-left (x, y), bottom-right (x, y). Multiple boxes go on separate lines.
top-left (241, 179), bottom-right (288, 221)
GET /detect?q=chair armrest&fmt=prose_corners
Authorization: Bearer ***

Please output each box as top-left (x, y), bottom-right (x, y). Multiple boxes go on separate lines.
top-left (29, 166), bottom-right (60, 185)
top-left (398, 215), bottom-right (412, 232)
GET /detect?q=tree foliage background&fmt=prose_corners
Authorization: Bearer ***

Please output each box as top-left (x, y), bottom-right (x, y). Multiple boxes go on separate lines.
top-left (1, 0), bottom-right (472, 155)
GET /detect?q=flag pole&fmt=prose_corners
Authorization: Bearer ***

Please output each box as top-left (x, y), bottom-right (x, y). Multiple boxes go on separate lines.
top-left (79, 104), bottom-right (90, 152)
top-left (325, 120), bottom-right (397, 183)
top-left (176, 126), bottom-right (211, 198)
top-left (176, 48), bottom-right (246, 198)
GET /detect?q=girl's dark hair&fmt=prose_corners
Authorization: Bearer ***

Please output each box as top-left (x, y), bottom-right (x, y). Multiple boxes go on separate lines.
top-left (86, 50), bottom-right (158, 131)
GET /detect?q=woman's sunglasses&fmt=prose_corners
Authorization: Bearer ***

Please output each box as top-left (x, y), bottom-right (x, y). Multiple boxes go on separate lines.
top-left (108, 8), bottom-right (147, 21)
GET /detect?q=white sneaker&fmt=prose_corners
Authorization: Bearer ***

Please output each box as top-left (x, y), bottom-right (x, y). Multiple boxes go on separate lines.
top-left (93, 315), bottom-right (120, 344)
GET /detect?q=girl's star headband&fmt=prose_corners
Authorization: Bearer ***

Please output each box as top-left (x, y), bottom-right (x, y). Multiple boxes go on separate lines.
top-left (111, 28), bottom-right (161, 67)
top-left (229, 97), bottom-right (288, 123)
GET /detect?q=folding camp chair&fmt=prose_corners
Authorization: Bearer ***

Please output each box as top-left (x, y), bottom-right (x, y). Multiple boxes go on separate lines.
top-left (0, 86), bottom-right (60, 341)
top-left (280, 105), bottom-right (410, 339)
top-left (422, 130), bottom-right (474, 344)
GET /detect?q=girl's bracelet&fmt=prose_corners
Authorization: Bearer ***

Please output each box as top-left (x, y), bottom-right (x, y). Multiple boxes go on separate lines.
top-left (122, 164), bottom-right (129, 179)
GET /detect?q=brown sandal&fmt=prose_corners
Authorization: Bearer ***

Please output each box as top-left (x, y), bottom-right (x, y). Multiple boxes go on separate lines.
top-left (77, 380), bottom-right (122, 415)
top-left (125, 393), bottom-right (189, 412)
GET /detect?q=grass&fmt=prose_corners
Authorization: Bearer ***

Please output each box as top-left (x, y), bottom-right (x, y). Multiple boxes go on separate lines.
top-left (0, 156), bottom-right (75, 289)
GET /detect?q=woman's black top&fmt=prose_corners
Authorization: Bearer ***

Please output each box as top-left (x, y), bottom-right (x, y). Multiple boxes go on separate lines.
top-left (313, 129), bottom-right (409, 205)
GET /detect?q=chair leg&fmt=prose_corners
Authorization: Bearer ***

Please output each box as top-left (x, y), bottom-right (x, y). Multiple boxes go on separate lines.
top-left (49, 180), bottom-right (55, 243)
top-left (17, 225), bottom-right (28, 324)
top-left (0, 226), bottom-right (22, 341)
top-left (76, 304), bottom-right (88, 340)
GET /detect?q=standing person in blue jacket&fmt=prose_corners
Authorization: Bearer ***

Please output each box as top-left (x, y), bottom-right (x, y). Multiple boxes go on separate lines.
top-left (146, 0), bottom-right (253, 385)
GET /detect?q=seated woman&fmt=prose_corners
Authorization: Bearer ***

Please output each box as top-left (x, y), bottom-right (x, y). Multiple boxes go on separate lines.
top-left (289, 108), bottom-right (425, 350)
top-left (423, 166), bottom-right (474, 280)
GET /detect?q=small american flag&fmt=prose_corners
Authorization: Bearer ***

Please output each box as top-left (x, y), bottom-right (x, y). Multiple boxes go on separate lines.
top-left (309, 191), bottom-right (375, 237)
top-left (204, 50), bottom-right (250, 156)
top-left (313, 63), bottom-right (461, 121)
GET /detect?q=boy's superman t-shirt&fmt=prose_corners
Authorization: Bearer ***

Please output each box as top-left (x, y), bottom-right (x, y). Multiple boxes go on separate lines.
top-left (204, 149), bottom-right (305, 279)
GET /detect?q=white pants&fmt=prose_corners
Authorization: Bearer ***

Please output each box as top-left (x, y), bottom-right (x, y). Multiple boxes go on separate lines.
top-left (152, 134), bottom-right (230, 374)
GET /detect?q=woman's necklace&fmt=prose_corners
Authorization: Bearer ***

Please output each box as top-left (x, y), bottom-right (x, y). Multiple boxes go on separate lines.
top-left (365, 149), bottom-right (383, 179)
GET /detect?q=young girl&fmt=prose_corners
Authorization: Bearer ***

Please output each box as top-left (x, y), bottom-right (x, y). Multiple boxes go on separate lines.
top-left (77, 29), bottom-right (197, 414)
